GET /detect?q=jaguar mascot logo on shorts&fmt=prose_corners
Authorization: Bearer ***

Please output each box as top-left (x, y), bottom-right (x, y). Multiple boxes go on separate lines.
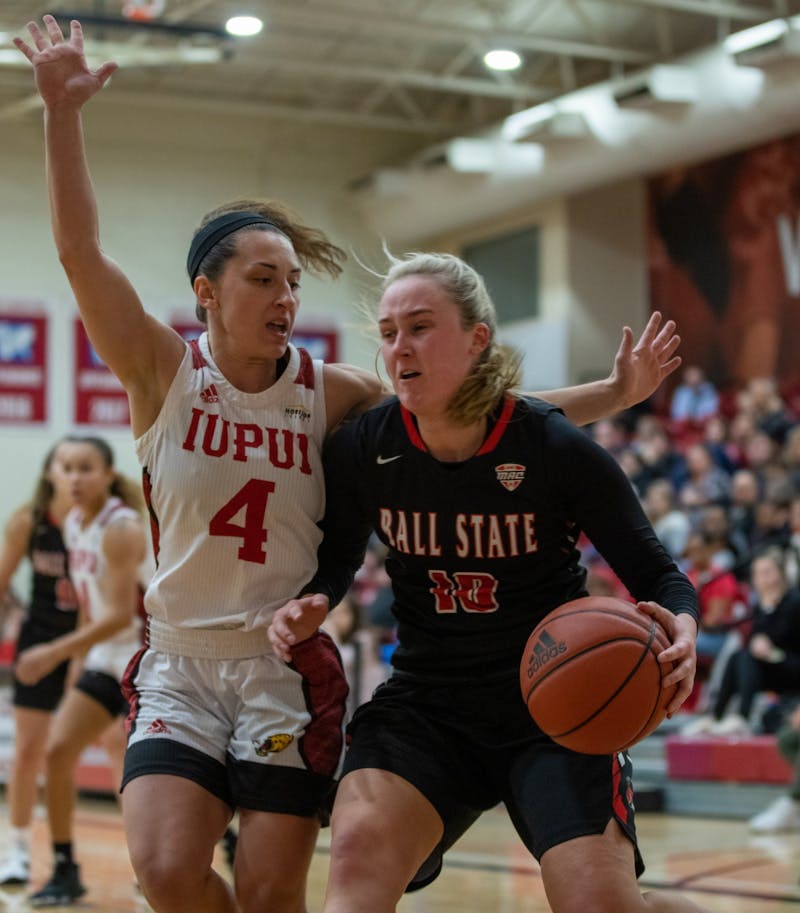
top-left (253, 733), bottom-right (294, 756)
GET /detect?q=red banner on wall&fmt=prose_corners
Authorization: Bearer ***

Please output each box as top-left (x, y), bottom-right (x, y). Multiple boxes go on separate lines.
top-left (292, 325), bottom-right (339, 362)
top-left (0, 312), bottom-right (48, 424)
top-left (73, 320), bottom-right (130, 427)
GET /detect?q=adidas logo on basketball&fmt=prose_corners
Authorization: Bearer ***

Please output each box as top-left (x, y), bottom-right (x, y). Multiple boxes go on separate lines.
top-left (524, 630), bottom-right (566, 677)
top-left (200, 384), bottom-right (219, 403)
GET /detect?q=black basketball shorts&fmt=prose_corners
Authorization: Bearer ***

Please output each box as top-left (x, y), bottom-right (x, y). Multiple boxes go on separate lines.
top-left (341, 672), bottom-right (643, 891)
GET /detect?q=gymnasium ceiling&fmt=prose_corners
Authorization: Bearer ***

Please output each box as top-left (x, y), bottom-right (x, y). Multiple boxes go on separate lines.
top-left (1, 0), bottom-right (798, 141)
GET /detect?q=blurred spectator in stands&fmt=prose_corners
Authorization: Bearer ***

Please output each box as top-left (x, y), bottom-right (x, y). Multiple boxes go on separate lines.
top-left (729, 468), bottom-right (762, 555)
top-left (670, 365), bottom-right (720, 423)
top-left (682, 531), bottom-right (750, 694)
top-left (702, 415), bottom-right (739, 475)
top-left (728, 408), bottom-right (758, 468)
top-left (633, 422), bottom-right (688, 492)
top-left (751, 481), bottom-right (793, 553)
top-left (678, 442), bottom-right (732, 522)
top-left (748, 700), bottom-right (800, 832)
top-left (784, 495), bottom-right (800, 588)
top-left (685, 547), bottom-right (800, 736)
top-left (588, 417), bottom-right (628, 456)
top-left (697, 504), bottom-right (746, 572)
top-left (744, 429), bottom-right (786, 490)
top-left (743, 377), bottom-right (794, 445)
top-left (782, 425), bottom-right (800, 492)
top-left (642, 479), bottom-right (691, 560)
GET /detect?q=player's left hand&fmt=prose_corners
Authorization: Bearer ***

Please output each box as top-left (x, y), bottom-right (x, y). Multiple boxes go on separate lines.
top-left (636, 600), bottom-right (697, 716)
top-left (268, 594), bottom-right (329, 662)
top-left (608, 311), bottom-right (681, 409)
top-left (14, 643), bottom-right (57, 686)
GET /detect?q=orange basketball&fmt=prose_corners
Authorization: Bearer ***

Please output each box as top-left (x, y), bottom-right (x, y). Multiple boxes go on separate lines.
top-left (519, 596), bottom-right (676, 754)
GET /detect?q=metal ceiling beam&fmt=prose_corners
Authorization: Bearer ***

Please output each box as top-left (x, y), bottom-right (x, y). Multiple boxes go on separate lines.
top-left (264, 5), bottom-right (652, 64)
top-left (612, 0), bottom-right (780, 20)
top-left (251, 55), bottom-right (551, 102)
top-left (83, 90), bottom-right (467, 134)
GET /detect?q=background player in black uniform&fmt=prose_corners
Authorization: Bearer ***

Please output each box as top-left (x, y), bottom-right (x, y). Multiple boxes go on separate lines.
top-left (270, 252), bottom-right (712, 913)
top-left (0, 440), bottom-right (78, 886)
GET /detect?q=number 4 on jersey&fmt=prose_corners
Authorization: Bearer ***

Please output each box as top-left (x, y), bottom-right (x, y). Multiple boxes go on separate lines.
top-left (209, 479), bottom-right (275, 564)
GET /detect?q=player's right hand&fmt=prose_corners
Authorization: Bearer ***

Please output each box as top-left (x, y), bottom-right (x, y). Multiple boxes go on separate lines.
top-left (268, 594), bottom-right (329, 662)
top-left (13, 15), bottom-right (117, 108)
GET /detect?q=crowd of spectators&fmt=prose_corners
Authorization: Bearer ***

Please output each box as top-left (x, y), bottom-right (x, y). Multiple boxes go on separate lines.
top-left (585, 366), bottom-right (800, 741)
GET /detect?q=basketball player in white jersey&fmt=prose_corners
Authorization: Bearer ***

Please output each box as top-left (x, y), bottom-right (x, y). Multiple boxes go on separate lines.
top-left (16, 16), bottom-right (684, 913)
top-left (14, 437), bottom-right (150, 907)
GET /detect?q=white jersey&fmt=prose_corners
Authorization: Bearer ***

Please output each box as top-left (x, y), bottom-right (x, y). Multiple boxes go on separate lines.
top-left (65, 496), bottom-right (148, 681)
top-left (134, 334), bottom-right (327, 650)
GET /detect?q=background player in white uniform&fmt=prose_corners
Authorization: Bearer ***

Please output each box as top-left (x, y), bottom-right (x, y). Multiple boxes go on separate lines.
top-left (15, 436), bottom-right (149, 907)
top-left (15, 16), bottom-right (684, 913)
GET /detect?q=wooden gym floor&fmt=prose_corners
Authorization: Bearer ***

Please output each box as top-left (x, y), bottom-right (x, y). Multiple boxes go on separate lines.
top-left (0, 796), bottom-right (798, 912)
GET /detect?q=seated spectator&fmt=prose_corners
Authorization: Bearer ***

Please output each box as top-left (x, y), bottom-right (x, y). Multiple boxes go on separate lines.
top-left (587, 417), bottom-right (628, 456)
top-left (728, 468), bottom-right (762, 557)
top-left (744, 377), bottom-right (794, 444)
top-left (751, 481), bottom-right (793, 553)
top-left (683, 532), bottom-right (749, 645)
top-left (685, 547), bottom-right (800, 736)
top-left (784, 495), bottom-right (800, 588)
top-left (697, 504), bottom-right (747, 573)
top-left (642, 479), bottom-right (691, 560)
top-left (702, 414), bottom-right (739, 475)
top-left (670, 365), bottom-right (720, 423)
top-left (783, 424), bottom-right (800, 492)
top-left (678, 442), bottom-right (732, 520)
top-left (633, 421), bottom-right (688, 492)
top-left (748, 699), bottom-right (800, 832)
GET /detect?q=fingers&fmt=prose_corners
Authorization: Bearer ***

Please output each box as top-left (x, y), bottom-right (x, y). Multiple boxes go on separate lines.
top-left (615, 325), bottom-right (634, 360)
top-left (70, 19), bottom-right (84, 52)
top-left (11, 35), bottom-right (35, 62)
top-left (13, 15), bottom-right (66, 61)
top-left (43, 13), bottom-right (65, 44)
top-left (95, 61), bottom-right (119, 86)
top-left (636, 310), bottom-right (662, 348)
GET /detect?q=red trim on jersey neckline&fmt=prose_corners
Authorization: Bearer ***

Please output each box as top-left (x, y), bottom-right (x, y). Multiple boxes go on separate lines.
top-left (399, 395), bottom-right (515, 456)
top-left (188, 338), bottom-right (205, 369)
top-left (187, 338), bottom-right (314, 389)
top-left (294, 348), bottom-right (315, 390)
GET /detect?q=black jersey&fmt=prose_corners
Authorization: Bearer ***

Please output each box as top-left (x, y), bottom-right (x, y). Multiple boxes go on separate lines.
top-left (26, 514), bottom-right (79, 635)
top-left (310, 396), bottom-right (698, 680)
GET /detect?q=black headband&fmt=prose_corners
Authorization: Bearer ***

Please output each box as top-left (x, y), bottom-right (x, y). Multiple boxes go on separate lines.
top-left (186, 211), bottom-right (280, 284)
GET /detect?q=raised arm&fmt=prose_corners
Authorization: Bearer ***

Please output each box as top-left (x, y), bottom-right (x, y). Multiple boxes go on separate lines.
top-left (14, 16), bottom-right (184, 434)
top-left (533, 312), bottom-right (681, 426)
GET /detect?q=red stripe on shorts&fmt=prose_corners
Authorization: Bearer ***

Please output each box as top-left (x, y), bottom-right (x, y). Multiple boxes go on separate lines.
top-left (290, 630), bottom-right (348, 778)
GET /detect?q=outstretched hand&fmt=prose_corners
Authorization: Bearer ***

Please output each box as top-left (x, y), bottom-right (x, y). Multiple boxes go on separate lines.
top-left (13, 15), bottom-right (117, 107)
top-left (608, 311), bottom-right (681, 410)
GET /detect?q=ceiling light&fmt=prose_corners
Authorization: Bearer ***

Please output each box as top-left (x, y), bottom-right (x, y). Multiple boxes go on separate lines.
top-left (225, 15), bottom-right (263, 37)
top-left (484, 49), bottom-right (522, 71)
top-left (723, 19), bottom-right (788, 55)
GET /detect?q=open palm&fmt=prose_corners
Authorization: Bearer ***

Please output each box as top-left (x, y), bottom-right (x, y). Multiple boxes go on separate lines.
top-left (13, 15), bottom-right (117, 107)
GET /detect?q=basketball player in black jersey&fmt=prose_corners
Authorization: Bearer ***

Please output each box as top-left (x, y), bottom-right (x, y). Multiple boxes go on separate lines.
top-left (271, 252), bottom-right (711, 913)
top-left (0, 440), bottom-right (78, 887)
